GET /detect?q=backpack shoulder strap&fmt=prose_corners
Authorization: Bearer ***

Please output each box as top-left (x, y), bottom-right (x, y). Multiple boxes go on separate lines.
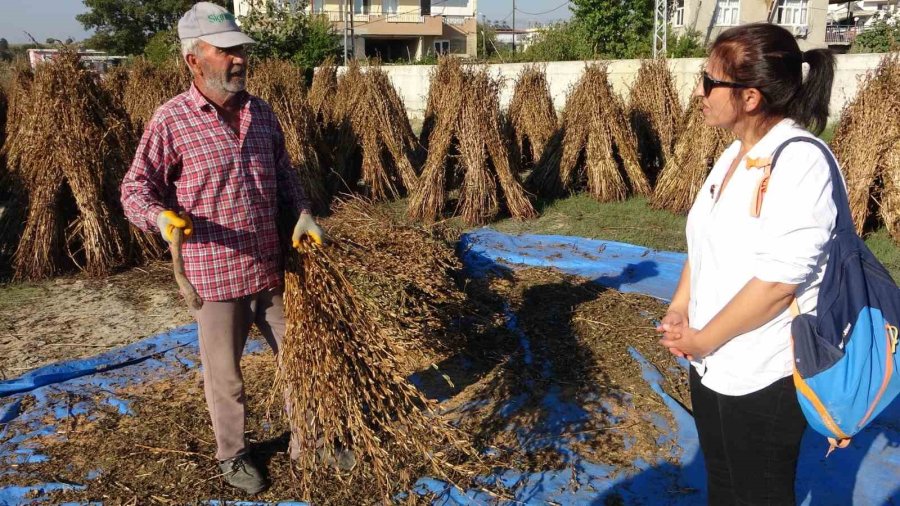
top-left (768, 136), bottom-right (854, 234)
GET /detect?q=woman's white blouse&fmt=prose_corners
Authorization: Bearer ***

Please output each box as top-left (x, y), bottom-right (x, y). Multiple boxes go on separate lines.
top-left (686, 118), bottom-right (839, 396)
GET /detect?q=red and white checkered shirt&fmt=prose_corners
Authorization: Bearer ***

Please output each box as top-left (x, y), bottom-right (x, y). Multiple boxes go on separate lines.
top-left (121, 84), bottom-right (311, 302)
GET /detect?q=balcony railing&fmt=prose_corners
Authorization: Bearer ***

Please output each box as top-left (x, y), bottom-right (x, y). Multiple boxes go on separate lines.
top-left (386, 13), bottom-right (425, 23)
top-left (826, 24), bottom-right (864, 44)
top-left (443, 15), bottom-right (468, 25)
top-left (313, 9), bottom-right (425, 24)
top-left (314, 10), bottom-right (343, 22)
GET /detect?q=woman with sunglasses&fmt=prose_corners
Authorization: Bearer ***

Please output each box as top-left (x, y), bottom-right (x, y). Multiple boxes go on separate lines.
top-left (656, 23), bottom-right (837, 505)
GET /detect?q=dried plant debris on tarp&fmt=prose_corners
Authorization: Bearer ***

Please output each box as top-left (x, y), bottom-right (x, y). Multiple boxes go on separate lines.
top-left (409, 57), bottom-right (536, 225)
top-left (652, 92), bottom-right (733, 215)
top-left (2, 264), bottom-right (689, 504)
top-left (3, 49), bottom-right (162, 280)
top-left (249, 58), bottom-right (331, 213)
top-left (528, 64), bottom-right (650, 202)
top-left (443, 268), bottom-right (690, 473)
top-left (831, 52), bottom-right (900, 237)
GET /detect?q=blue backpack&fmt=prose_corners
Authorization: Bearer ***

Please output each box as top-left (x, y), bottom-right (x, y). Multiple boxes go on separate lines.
top-left (769, 137), bottom-right (900, 451)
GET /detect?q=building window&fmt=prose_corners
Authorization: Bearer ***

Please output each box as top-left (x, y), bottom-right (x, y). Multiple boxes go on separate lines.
top-left (775, 0), bottom-right (809, 25)
top-left (312, 0), bottom-right (325, 14)
top-left (449, 38), bottom-right (467, 54)
top-left (382, 0), bottom-right (398, 14)
top-left (355, 0), bottom-right (370, 14)
top-left (434, 39), bottom-right (450, 55)
top-left (673, 0), bottom-right (685, 26)
top-left (714, 0), bottom-right (740, 25)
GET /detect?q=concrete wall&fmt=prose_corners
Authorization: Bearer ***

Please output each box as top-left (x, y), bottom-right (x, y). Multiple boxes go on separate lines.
top-left (360, 53), bottom-right (883, 125)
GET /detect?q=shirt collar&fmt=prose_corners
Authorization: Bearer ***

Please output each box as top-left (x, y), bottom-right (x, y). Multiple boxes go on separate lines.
top-left (743, 118), bottom-right (800, 163)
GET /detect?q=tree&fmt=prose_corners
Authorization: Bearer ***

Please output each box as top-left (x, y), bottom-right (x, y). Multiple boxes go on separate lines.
top-left (0, 38), bottom-right (11, 62)
top-left (77, 0), bottom-right (231, 55)
top-left (571, 0), bottom-right (655, 59)
top-left (668, 28), bottom-right (707, 58)
top-left (144, 28), bottom-right (180, 64)
top-left (524, 21), bottom-right (596, 61)
top-left (477, 22), bottom-right (499, 58)
top-left (238, 0), bottom-right (341, 68)
top-left (851, 12), bottom-right (900, 53)
top-left (293, 14), bottom-right (342, 68)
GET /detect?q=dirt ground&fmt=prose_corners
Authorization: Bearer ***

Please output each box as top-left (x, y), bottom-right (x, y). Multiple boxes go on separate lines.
top-left (0, 260), bottom-right (192, 379)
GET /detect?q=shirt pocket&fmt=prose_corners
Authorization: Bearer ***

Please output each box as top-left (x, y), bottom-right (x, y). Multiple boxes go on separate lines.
top-left (243, 136), bottom-right (278, 210)
top-left (175, 133), bottom-right (235, 210)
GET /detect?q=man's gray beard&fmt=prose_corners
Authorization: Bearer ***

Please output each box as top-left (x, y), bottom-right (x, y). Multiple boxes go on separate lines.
top-left (205, 73), bottom-right (246, 93)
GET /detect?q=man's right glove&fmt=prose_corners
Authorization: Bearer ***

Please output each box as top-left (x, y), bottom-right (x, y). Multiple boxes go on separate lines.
top-left (292, 212), bottom-right (325, 249)
top-left (156, 210), bottom-right (193, 244)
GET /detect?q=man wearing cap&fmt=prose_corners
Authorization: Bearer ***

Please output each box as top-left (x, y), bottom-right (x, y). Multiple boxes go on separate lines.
top-left (120, 2), bottom-right (326, 495)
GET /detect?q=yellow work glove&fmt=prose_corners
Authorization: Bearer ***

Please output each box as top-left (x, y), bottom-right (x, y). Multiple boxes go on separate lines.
top-left (156, 210), bottom-right (193, 244)
top-left (292, 213), bottom-right (325, 248)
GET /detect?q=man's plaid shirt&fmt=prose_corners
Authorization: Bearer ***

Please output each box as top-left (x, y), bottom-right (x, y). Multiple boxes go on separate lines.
top-left (121, 84), bottom-right (311, 302)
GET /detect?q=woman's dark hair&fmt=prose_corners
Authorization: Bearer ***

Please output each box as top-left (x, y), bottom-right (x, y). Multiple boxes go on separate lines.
top-left (709, 23), bottom-right (835, 134)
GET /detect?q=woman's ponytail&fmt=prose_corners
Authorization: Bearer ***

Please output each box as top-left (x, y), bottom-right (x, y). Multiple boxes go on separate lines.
top-left (788, 49), bottom-right (835, 135)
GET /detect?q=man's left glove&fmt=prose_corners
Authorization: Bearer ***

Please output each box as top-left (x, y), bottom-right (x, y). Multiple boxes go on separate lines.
top-left (157, 210), bottom-right (193, 244)
top-left (292, 213), bottom-right (325, 248)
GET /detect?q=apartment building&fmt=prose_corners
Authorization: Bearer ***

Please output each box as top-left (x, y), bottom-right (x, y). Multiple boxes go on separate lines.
top-left (235, 0), bottom-right (478, 61)
top-left (827, 0), bottom-right (899, 48)
top-left (671, 0), bottom-right (829, 49)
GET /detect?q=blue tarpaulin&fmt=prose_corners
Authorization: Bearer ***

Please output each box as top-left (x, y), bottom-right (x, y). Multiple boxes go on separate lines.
top-left (1, 228), bottom-right (897, 505)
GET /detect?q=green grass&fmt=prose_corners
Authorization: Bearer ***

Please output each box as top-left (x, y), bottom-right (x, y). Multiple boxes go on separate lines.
top-left (489, 195), bottom-right (900, 281)
top-left (0, 283), bottom-right (44, 308)
top-left (864, 228), bottom-right (900, 282)
top-left (493, 195), bottom-right (688, 253)
top-left (818, 122), bottom-right (837, 144)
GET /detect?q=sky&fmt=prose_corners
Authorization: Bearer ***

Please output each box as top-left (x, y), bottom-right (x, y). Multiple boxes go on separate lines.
top-left (477, 0), bottom-right (573, 27)
top-left (0, 0), bottom-right (573, 44)
top-left (0, 0), bottom-right (93, 44)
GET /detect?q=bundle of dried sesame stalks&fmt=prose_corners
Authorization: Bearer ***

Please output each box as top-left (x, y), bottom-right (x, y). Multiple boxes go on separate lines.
top-left (275, 239), bottom-right (478, 501)
top-left (323, 197), bottom-right (468, 372)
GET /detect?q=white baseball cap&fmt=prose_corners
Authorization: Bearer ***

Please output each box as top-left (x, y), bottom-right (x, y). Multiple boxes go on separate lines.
top-left (177, 2), bottom-right (256, 48)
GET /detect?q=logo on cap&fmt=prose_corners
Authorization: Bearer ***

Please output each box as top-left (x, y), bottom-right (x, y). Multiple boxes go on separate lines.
top-left (208, 13), bottom-right (236, 23)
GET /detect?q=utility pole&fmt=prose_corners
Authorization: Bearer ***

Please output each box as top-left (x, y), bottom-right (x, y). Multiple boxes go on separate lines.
top-left (341, 0), bottom-right (349, 65)
top-left (349, 0), bottom-right (356, 59)
top-left (481, 14), bottom-right (487, 57)
top-left (653, 0), bottom-right (667, 57)
top-left (511, 0), bottom-right (516, 54)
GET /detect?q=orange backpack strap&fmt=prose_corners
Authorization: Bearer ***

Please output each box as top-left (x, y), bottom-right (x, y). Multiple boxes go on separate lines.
top-left (826, 437), bottom-right (852, 457)
top-left (790, 297), bottom-right (854, 457)
top-left (746, 156), bottom-right (773, 217)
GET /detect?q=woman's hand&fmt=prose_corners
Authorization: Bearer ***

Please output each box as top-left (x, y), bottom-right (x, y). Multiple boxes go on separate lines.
top-left (659, 326), bottom-right (709, 360)
top-left (657, 310), bottom-right (694, 360)
top-left (657, 310), bottom-right (688, 338)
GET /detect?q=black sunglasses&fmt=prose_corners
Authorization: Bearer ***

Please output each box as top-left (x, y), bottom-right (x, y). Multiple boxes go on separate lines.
top-left (702, 72), bottom-right (749, 96)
